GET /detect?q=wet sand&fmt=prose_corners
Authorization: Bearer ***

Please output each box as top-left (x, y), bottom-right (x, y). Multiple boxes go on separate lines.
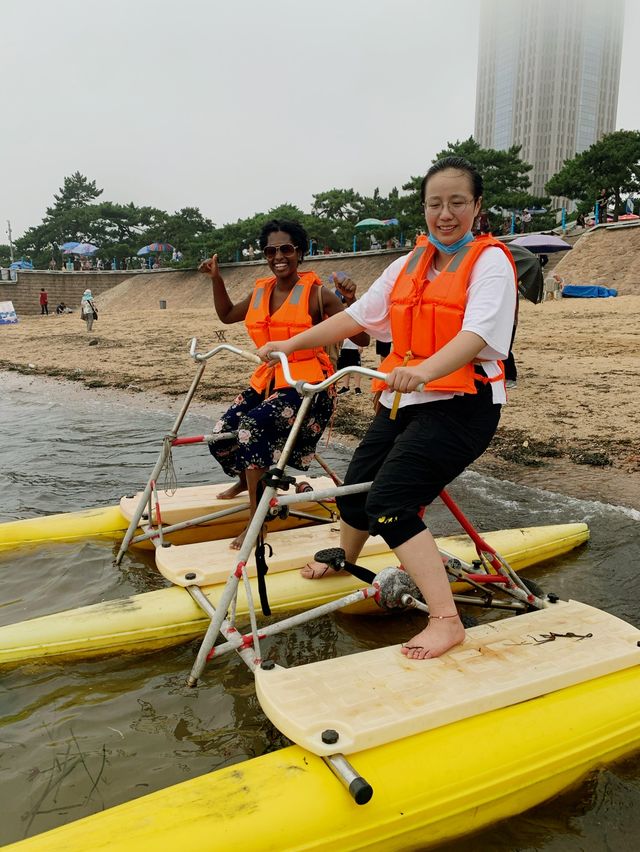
top-left (2, 295), bottom-right (639, 511)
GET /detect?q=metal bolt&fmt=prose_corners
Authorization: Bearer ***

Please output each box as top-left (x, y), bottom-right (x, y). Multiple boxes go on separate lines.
top-left (321, 729), bottom-right (339, 745)
top-left (261, 660), bottom-right (276, 670)
top-left (548, 593), bottom-right (559, 603)
top-left (185, 572), bottom-right (196, 581)
top-left (161, 542), bottom-right (172, 548)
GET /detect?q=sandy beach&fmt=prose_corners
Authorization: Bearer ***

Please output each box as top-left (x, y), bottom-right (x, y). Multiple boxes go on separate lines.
top-left (2, 288), bottom-right (639, 511)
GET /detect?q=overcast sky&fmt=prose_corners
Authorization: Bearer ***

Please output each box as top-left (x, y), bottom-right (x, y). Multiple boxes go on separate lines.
top-left (2, 0), bottom-right (639, 241)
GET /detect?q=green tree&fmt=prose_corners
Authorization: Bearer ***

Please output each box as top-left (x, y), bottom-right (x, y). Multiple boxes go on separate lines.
top-left (546, 130), bottom-right (640, 220)
top-left (48, 172), bottom-right (103, 215)
top-left (145, 206), bottom-right (215, 265)
top-left (312, 189), bottom-right (364, 221)
top-left (399, 175), bottom-right (426, 238)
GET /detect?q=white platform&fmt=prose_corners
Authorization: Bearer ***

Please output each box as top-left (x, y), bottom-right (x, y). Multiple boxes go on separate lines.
top-left (120, 476), bottom-right (334, 527)
top-left (155, 524), bottom-right (390, 587)
top-left (255, 600), bottom-right (640, 756)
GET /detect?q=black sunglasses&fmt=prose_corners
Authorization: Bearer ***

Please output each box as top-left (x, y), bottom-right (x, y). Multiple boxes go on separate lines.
top-left (263, 243), bottom-right (297, 260)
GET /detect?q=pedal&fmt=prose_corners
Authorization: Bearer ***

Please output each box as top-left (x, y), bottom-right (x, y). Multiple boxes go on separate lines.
top-left (262, 467), bottom-right (296, 490)
top-left (314, 547), bottom-right (346, 570)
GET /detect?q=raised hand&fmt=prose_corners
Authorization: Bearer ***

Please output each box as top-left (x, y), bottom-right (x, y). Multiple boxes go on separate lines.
top-left (198, 254), bottom-right (219, 277)
top-left (332, 273), bottom-right (357, 304)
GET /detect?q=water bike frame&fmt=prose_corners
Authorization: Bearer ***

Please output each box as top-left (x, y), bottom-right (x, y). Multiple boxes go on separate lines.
top-left (115, 341), bottom-right (551, 805)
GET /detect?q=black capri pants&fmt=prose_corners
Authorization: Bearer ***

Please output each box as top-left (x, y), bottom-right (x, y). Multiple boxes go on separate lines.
top-left (336, 381), bottom-right (501, 550)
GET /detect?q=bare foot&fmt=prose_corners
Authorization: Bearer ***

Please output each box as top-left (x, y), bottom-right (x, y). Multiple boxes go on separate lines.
top-left (300, 560), bottom-right (341, 579)
top-left (400, 615), bottom-right (465, 660)
top-left (229, 528), bottom-right (247, 550)
top-left (229, 523), bottom-right (267, 551)
top-left (218, 479), bottom-right (247, 500)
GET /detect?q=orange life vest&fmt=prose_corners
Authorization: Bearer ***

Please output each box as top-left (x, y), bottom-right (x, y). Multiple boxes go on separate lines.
top-left (371, 234), bottom-right (517, 394)
top-left (245, 270), bottom-right (334, 392)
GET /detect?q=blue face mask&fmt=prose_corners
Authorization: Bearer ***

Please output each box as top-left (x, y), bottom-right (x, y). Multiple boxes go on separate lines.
top-left (427, 231), bottom-right (474, 255)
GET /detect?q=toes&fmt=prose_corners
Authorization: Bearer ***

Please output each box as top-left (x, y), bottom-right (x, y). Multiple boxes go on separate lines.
top-left (300, 562), bottom-right (329, 579)
top-left (401, 644), bottom-right (429, 660)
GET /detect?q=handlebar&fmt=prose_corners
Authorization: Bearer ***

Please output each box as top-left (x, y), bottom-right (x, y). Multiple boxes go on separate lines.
top-left (188, 339), bottom-right (425, 394)
top-left (268, 351), bottom-right (425, 395)
top-left (189, 338), bottom-right (261, 365)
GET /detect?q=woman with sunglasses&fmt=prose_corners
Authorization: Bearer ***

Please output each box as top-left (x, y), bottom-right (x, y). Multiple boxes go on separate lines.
top-left (199, 219), bottom-right (368, 550)
top-left (257, 158), bottom-right (517, 659)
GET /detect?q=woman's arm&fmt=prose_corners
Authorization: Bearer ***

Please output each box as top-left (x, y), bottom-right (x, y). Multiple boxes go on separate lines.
top-left (198, 254), bottom-right (252, 324)
top-left (257, 311), bottom-right (365, 364)
top-left (385, 331), bottom-right (486, 392)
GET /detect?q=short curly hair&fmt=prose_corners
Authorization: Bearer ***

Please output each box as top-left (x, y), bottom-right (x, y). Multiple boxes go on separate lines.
top-left (259, 219), bottom-right (309, 258)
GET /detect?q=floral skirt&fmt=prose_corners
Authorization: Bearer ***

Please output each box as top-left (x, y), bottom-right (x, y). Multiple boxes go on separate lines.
top-left (209, 386), bottom-right (335, 477)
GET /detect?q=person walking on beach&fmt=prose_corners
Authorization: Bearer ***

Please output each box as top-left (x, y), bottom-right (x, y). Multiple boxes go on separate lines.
top-left (80, 289), bottom-right (98, 331)
top-left (39, 288), bottom-right (49, 316)
top-left (198, 219), bottom-right (369, 550)
top-left (257, 157), bottom-right (517, 660)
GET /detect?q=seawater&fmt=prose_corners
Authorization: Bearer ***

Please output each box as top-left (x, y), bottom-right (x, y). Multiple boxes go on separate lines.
top-left (0, 377), bottom-right (639, 849)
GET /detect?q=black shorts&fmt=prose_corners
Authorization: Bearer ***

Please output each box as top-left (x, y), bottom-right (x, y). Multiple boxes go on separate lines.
top-left (336, 382), bottom-right (501, 548)
top-left (337, 348), bottom-right (361, 370)
top-left (375, 340), bottom-right (391, 357)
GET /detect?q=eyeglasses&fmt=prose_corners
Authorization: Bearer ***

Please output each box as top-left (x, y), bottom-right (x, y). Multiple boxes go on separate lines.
top-left (263, 243), bottom-right (297, 260)
top-left (423, 199), bottom-right (474, 214)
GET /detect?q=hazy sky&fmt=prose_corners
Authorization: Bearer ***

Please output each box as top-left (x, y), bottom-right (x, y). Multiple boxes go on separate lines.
top-left (2, 0), bottom-right (639, 241)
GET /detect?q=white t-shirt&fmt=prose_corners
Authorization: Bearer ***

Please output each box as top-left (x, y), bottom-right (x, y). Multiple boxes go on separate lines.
top-left (341, 337), bottom-right (359, 351)
top-left (346, 247), bottom-right (516, 407)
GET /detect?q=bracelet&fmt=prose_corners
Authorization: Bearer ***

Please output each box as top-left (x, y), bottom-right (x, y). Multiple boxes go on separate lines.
top-left (429, 612), bottom-right (459, 620)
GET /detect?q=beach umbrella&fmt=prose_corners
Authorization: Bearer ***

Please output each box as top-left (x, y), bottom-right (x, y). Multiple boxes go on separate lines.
top-left (510, 234), bottom-right (572, 253)
top-left (505, 243), bottom-right (544, 304)
top-left (137, 242), bottom-right (175, 256)
top-left (67, 242), bottom-right (99, 256)
top-left (10, 259), bottom-right (34, 270)
top-left (354, 218), bottom-right (387, 229)
top-left (60, 241), bottom-right (80, 251)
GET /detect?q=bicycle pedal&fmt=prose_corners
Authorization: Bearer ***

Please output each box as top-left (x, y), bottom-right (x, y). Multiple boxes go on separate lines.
top-left (313, 547), bottom-right (346, 569)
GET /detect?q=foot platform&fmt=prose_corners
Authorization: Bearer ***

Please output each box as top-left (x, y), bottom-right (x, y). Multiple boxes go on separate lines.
top-left (255, 600), bottom-right (640, 756)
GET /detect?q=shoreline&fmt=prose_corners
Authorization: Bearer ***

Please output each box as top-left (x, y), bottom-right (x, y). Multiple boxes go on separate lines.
top-left (4, 368), bottom-right (640, 514)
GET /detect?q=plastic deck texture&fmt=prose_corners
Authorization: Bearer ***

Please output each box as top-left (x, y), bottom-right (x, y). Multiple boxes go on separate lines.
top-left (155, 525), bottom-right (389, 586)
top-left (255, 600), bottom-right (640, 756)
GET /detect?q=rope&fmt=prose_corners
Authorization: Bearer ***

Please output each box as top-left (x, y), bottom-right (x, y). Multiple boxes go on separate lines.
top-left (160, 436), bottom-right (178, 495)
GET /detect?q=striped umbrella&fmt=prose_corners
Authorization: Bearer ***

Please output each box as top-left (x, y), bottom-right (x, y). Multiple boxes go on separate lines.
top-left (137, 242), bottom-right (175, 256)
top-left (67, 243), bottom-right (99, 256)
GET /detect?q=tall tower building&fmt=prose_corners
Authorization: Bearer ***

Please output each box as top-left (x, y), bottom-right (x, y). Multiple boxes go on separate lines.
top-left (474, 0), bottom-right (625, 197)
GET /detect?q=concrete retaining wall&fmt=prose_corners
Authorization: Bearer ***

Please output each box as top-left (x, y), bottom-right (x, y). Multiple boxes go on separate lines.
top-left (0, 250), bottom-right (411, 316)
top-left (0, 270), bottom-right (148, 316)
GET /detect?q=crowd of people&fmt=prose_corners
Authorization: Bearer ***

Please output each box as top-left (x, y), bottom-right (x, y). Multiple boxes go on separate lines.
top-left (49, 256), bottom-right (161, 272)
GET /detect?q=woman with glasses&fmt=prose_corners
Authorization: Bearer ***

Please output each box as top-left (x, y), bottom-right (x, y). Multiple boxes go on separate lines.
top-left (257, 158), bottom-right (517, 659)
top-left (199, 219), bottom-right (368, 549)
